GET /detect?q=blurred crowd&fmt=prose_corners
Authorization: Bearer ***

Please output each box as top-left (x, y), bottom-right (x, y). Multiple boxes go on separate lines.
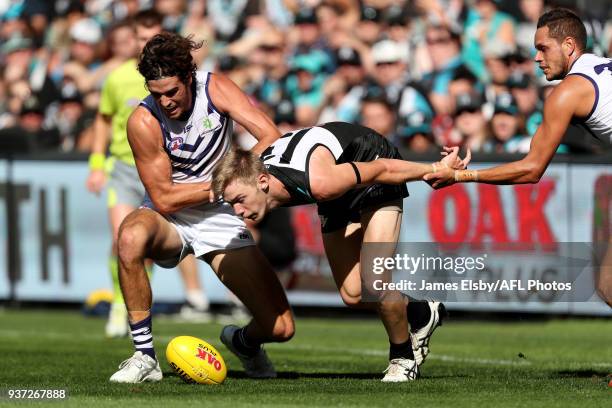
top-left (1, 0), bottom-right (612, 155)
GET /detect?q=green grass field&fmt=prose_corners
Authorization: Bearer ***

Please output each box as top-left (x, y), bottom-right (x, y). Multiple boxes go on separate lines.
top-left (0, 309), bottom-right (610, 407)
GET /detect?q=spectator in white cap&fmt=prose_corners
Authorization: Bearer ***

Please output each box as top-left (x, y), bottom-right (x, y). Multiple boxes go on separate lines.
top-left (70, 17), bottom-right (102, 56)
top-left (371, 39), bottom-right (409, 104)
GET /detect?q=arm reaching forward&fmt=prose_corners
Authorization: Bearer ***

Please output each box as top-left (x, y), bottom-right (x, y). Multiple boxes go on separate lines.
top-left (423, 75), bottom-right (594, 188)
top-left (309, 146), bottom-right (470, 201)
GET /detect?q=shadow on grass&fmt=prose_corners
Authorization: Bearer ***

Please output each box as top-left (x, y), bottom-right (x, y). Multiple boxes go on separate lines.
top-left (228, 370), bottom-right (465, 380)
top-left (555, 369), bottom-right (610, 378)
top-left (164, 370), bottom-right (467, 380)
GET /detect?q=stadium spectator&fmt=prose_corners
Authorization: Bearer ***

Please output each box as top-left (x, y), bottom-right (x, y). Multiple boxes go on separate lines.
top-left (516, 0), bottom-right (545, 58)
top-left (447, 66), bottom-right (483, 115)
top-left (318, 46), bottom-right (366, 123)
top-left (429, 65), bottom-right (481, 147)
top-left (273, 97), bottom-right (298, 135)
top-left (286, 54), bottom-right (328, 126)
top-left (315, 0), bottom-right (360, 40)
top-left (292, 8), bottom-right (325, 55)
top-left (216, 54), bottom-right (248, 88)
top-left (207, 0), bottom-right (255, 42)
top-left (482, 39), bottom-right (514, 96)
top-left (251, 29), bottom-right (290, 110)
top-left (453, 91), bottom-right (490, 151)
top-left (396, 110), bottom-right (437, 153)
top-left (359, 86), bottom-right (398, 143)
top-left (370, 39), bottom-right (409, 104)
top-left (179, 0), bottom-right (213, 68)
top-left (488, 93), bottom-right (528, 153)
top-left (53, 82), bottom-right (90, 152)
top-left (0, 79), bottom-right (11, 128)
top-left (385, 4), bottom-right (412, 46)
top-left (59, 17), bottom-right (131, 95)
top-left (413, 0), bottom-right (466, 31)
top-left (2, 33), bottom-right (35, 85)
top-left (111, 0), bottom-right (143, 20)
top-left (0, 95), bottom-right (59, 152)
top-left (356, 5), bottom-right (384, 46)
top-left (462, 0), bottom-right (516, 82)
top-left (19, 0), bottom-right (53, 46)
top-left (422, 23), bottom-right (465, 115)
top-left (507, 70), bottom-right (542, 137)
top-left (154, 0), bottom-right (187, 32)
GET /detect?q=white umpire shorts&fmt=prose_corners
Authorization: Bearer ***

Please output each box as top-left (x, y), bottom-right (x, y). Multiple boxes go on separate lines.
top-left (141, 197), bottom-right (255, 268)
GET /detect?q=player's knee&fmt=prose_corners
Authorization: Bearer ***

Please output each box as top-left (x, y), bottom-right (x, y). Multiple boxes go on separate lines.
top-left (377, 297), bottom-right (405, 315)
top-left (339, 287), bottom-right (362, 307)
top-left (271, 313), bottom-right (295, 342)
top-left (117, 221), bottom-right (149, 263)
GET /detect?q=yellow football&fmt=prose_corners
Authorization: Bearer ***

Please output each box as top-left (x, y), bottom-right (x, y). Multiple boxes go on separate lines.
top-left (166, 336), bottom-right (227, 384)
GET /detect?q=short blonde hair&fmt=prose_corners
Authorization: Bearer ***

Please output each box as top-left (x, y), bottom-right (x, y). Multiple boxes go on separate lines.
top-left (212, 148), bottom-right (267, 198)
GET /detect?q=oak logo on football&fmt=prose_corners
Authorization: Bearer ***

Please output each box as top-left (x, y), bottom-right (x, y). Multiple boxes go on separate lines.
top-left (196, 346), bottom-right (222, 371)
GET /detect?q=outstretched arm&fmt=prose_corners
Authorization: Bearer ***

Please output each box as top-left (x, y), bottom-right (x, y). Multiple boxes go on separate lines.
top-left (127, 107), bottom-right (212, 214)
top-left (309, 146), bottom-right (469, 201)
top-left (424, 76), bottom-right (592, 188)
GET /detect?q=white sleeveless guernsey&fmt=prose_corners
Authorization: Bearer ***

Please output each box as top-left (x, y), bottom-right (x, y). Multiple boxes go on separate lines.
top-left (139, 71), bottom-right (253, 263)
top-left (140, 71), bottom-right (233, 183)
top-left (566, 53), bottom-right (612, 142)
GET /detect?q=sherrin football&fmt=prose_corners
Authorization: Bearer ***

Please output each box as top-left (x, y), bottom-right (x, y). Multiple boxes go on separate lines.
top-left (166, 336), bottom-right (227, 384)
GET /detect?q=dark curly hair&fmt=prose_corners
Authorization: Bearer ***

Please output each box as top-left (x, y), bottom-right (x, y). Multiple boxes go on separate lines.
top-left (138, 32), bottom-right (202, 84)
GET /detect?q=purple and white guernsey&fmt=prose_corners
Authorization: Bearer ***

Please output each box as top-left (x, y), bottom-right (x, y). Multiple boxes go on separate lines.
top-left (140, 71), bottom-right (233, 183)
top-left (566, 53), bottom-right (612, 143)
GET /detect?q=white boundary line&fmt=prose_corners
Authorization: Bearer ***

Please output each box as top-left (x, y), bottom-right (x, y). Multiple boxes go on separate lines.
top-left (265, 343), bottom-right (534, 366)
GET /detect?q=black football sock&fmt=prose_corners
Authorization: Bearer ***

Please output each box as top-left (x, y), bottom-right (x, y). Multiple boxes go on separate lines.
top-left (232, 327), bottom-right (261, 357)
top-left (389, 338), bottom-right (415, 360)
top-left (406, 300), bottom-right (431, 331)
top-left (129, 315), bottom-right (156, 360)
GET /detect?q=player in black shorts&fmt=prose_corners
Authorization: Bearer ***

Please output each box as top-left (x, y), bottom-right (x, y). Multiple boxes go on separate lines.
top-left (213, 122), bottom-right (470, 382)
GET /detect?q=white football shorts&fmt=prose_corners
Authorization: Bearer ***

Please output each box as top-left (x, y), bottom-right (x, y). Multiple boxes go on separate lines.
top-left (141, 196), bottom-right (255, 268)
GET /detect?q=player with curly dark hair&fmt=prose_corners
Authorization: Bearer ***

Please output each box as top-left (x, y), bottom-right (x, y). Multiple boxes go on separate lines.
top-left (138, 32), bottom-right (200, 85)
top-left (86, 11), bottom-right (211, 340)
top-left (108, 31), bottom-right (291, 383)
